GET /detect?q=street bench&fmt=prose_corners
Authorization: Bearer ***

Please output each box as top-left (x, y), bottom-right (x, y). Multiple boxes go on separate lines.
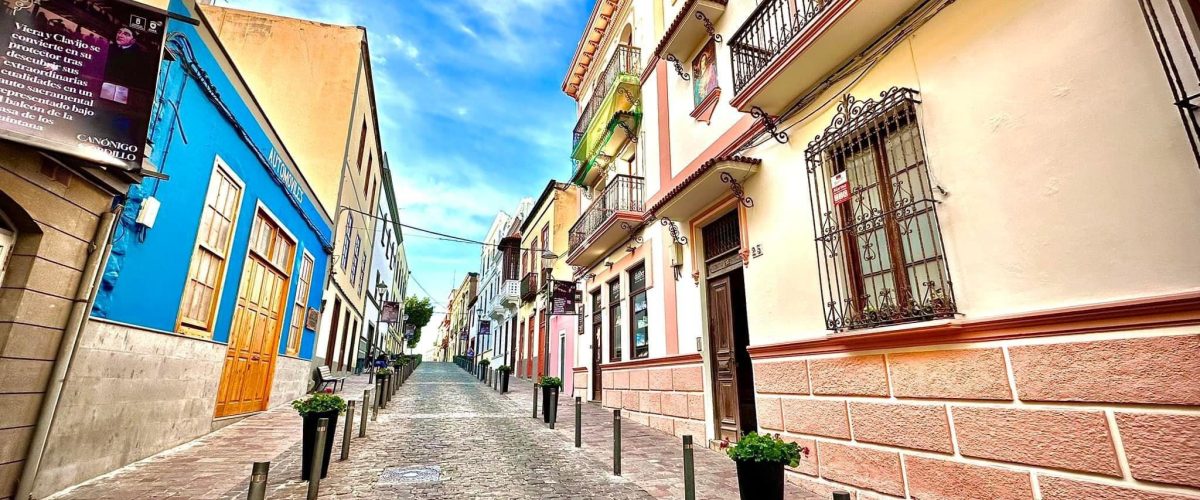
top-left (312, 366), bottom-right (345, 393)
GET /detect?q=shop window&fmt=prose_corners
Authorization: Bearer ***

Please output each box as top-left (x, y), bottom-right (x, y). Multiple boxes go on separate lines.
top-left (608, 277), bottom-right (622, 361)
top-left (805, 88), bottom-right (955, 331)
top-left (177, 162), bottom-right (241, 337)
top-left (629, 263), bottom-right (648, 359)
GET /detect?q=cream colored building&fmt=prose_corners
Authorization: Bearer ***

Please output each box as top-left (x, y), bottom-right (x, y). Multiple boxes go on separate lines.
top-left (204, 5), bottom-right (386, 374)
top-left (565, 0), bottom-right (1200, 498)
top-left (514, 183), bottom-right (579, 386)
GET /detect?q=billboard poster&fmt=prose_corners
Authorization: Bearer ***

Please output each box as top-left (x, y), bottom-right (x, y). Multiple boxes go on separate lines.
top-left (548, 280), bottom-right (576, 316)
top-left (0, 0), bottom-right (167, 170)
top-left (380, 300), bottom-right (400, 323)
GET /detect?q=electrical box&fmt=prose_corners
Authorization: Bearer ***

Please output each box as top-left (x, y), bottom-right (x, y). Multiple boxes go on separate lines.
top-left (670, 242), bottom-right (685, 268)
top-left (136, 196), bottom-right (161, 228)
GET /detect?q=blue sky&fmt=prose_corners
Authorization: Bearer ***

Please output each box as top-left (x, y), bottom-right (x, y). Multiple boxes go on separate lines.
top-left (221, 0), bottom-right (593, 355)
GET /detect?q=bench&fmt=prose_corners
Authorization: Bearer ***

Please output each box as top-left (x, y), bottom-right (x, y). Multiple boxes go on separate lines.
top-left (312, 366), bottom-right (345, 393)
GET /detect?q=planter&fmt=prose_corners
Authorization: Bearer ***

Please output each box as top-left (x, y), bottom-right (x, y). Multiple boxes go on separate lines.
top-left (300, 410), bottom-right (339, 480)
top-left (541, 386), bottom-right (559, 423)
top-left (500, 372), bottom-right (510, 393)
top-left (734, 460), bottom-right (786, 500)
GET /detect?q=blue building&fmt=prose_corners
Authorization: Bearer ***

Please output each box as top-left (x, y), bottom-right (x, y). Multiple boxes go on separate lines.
top-left (24, 1), bottom-right (335, 495)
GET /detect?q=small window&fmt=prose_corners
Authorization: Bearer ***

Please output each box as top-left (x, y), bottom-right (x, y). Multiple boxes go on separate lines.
top-left (608, 278), bottom-right (622, 362)
top-left (341, 215), bottom-right (353, 270)
top-left (178, 163), bottom-right (241, 337)
top-left (356, 121), bottom-right (368, 171)
top-left (628, 263), bottom-right (648, 359)
top-left (350, 236), bottom-right (361, 286)
top-left (288, 253), bottom-right (315, 355)
top-left (805, 88), bottom-right (955, 331)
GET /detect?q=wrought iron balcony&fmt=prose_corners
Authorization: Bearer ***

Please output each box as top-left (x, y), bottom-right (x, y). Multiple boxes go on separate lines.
top-left (571, 45), bottom-right (642, 154)
top-left (729, 0), bottom-right (833, 96)
top-left (567, 175), bottom-right (645, 265)
top-left (520, 272), bottom-right (539, 301)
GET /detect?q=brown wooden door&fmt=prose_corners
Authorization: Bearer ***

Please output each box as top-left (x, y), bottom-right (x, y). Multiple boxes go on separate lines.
top-left (707, 275), bottom-right (739, 441)
top-left (215, 212), bottom-right (294, 418)
top-left (591, 318), bottom-right (602, 400)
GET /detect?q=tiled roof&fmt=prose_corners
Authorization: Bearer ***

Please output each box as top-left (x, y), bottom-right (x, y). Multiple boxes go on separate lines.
top-left (648, 155), bottom-right (761, 216)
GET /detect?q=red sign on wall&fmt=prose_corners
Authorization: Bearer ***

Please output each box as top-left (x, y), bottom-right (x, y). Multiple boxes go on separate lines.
top-left (831, 171), bottom-right (850, 206)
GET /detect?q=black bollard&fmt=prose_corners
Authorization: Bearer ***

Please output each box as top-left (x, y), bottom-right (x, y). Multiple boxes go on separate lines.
top-left (247, 462), bottom-right (269, 500)
top-left (574, 397), bottom-right (582, 448)
top-left (683, 435), bottom-right (696, 500)
top-left (613, 409), bottom-right (622, 476)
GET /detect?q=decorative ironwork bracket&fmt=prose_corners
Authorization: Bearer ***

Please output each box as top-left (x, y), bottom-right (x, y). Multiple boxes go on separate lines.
top-left (751, 106), bottom-right (788, 144)
top-left (721, 172), bottom-right (754, 208)
top-left (695, 11), bottom-right (723, 43)
top-left (666, 54), bottom-right (691, 80)
top-left (661, 218), bottom-right (688, 245)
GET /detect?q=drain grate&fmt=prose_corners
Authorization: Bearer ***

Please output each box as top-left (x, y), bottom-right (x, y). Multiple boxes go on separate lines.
top-left (378, 465), bottom-right (442, 485)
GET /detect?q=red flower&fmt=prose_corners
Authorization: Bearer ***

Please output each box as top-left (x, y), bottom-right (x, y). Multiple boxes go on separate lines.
top-left (323, 388), bottom-right (334, 394)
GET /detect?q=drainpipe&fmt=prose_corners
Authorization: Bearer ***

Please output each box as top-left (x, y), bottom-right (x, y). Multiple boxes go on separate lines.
top-left (16, 208), bottom-right (119, 500)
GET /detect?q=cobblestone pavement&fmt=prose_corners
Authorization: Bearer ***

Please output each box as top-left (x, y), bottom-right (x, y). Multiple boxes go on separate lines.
top-left (48, 363), bottom-right (818, 499)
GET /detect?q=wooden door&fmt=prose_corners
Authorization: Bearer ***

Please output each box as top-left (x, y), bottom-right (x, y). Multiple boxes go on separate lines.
top-left (707, 275), bottom-right (740, 441)
top-left (591, 318), bottom-right (602, 400)
top-left (215, 211), bottom-right (294, 418)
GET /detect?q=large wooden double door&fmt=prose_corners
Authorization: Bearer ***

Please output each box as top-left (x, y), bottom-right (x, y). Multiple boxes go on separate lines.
top-left (215, 211), bottom-right (295, 418)
top-left (703, 211), bottom-right (757, 442)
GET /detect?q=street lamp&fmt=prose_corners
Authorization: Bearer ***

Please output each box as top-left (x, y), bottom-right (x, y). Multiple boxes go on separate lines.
top-left (368, 281), bottom-right (386, 383)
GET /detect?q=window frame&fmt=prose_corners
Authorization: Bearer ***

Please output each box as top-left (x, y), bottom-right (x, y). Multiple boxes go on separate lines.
top-left (607, 277), bottom-right (622, 362)
top-left (627, 262), bottom-right (648, 359)
top-left (287, 250), bottom-right (315, 356)
top-left (176, 157), bottom-right (244, 338)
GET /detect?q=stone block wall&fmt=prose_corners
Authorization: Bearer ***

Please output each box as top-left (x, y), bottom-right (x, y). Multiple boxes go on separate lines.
top-left (571, 369), bottom-right (588, 399)
top-left (33, 319), bottom-right (225, 498)
top-left (268, 355), bottom-right (312, 408)
top-left (751, 331), bottom-right (1200, 499)
top-left (600, 362), bottom-right (707, 439)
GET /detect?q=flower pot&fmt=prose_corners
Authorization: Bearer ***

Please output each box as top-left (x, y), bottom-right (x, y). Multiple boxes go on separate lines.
top-left (734, 459), bottom-right (786, 500)
top-left (541, 386), bottom-right (559, 423)
top-left (501, 372), bottom-right (510, 393)
top-left (300, 410), bottom-right (339, 480)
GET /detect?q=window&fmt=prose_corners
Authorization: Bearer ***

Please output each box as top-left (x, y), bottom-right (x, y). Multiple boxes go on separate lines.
top-left (805, 88), bottom-right (955, 331)
top-left (341, 215), bottom-right (353, 270)
top-left (350, 236), bottom-right (361, 286)
top-left (287, 253), bottom-right (314, 356)
top-left (629, 263), bottom-right (648, 359)
top-left (590, 289), bottom-right (601, 345)
top-left (608, 278), bottom-right (621, 361)
top-left (692, 39), bottom-right (718, 107)
top-left (364, 156), bottom-right (373, 197)
top-left (356, 121), bottom-right (368, 171)
top-left (358, 251), bottom-right (366, 292)
top-left (178, 163), bottom-right (241, 337)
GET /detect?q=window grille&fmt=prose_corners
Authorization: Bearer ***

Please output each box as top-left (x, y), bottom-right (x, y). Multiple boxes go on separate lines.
top-left (805, 87), bottom-right (956, 331)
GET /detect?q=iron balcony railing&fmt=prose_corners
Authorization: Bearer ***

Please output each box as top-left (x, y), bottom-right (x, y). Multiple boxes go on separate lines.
top-left (568, 175), bottom-right (646, 255)
top-left (729, 0), bottom-right (834, 95)
top-left (572, 45), bottom-right (642, 152)
top-left (520, 272), bottom-right (539, 301)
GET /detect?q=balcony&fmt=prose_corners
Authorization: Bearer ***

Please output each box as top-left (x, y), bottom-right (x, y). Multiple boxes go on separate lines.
top-left (566, 175), bottom-right (645, 267)
top-left (520, 272), bottom-right (539, 302)
top-left (570, 45), bottom-right (642, 186)
top-left (728, 0), bottom-right (923, 114)
top-left (499, 279), bottom-right (520, 307)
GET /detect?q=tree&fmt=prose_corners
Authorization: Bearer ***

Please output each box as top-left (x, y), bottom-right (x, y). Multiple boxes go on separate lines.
top-left (404, 296), bottom-right (434, 349)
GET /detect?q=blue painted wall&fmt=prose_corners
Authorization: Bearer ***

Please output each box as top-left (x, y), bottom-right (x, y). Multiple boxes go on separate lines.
top-left (94, 4), bottom-right (332, 361)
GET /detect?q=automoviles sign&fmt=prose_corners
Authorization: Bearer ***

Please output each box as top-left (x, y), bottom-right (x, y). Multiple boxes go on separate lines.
top-left (0, 0), bottom-right (167, 170)
top-left (267, 148), bottom-right (306, 206)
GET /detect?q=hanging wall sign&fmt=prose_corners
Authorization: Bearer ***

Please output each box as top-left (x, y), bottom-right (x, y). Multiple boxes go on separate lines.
top-left (0, 0), bottom-right (167, 170)
top-left (548, 280), bottom-right (576, 315)
top-left (380, 300), bottom-right (400, 323)
top-left (831, 171), bottom-right (850, 205)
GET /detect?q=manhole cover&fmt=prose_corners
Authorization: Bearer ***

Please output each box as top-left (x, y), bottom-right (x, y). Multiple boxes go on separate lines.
top-left (379, 465), bottom-right (442, 484)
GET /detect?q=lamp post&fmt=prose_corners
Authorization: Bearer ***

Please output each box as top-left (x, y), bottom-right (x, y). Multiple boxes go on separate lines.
top-left (540, 249), bottom-right (559, 378)
top-left (369, 281), bottom-right (386, 384)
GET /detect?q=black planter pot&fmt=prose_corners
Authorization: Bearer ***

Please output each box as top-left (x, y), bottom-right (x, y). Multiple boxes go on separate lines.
top-left (734, 460), bottom-right (786, 500)
top-left (500, 372), bottom-right (510, 393)
top-left (541, 386), bottom-right (559, 423)
top-left (300, 410), bottom-right (339, 480)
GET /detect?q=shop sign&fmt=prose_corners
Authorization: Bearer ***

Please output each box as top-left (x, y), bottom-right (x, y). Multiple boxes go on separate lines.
top-left (548, 280), bottom-right (576, 315)
top-left (305, 307), bottom-right (319, 330)
top-left (380, 300), bottom-right (400, 323)
top-left (831, 171), bottom-right (850, 205)
top-left (0, 0), bottom-right (167, 169)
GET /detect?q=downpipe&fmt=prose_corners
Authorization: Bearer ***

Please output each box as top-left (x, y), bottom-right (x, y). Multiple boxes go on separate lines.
top-left (16, 209), bottom-right (118, 500)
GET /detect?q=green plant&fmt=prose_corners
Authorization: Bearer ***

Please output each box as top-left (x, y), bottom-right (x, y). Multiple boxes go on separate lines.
top-left (538, 376), bottom-right (563, 388)
top-left (291, 393), bottom-right (347, 416)
top-left (497, 365), bottom-right (513, 374)
top-left (479, 359), bottom-right (491, 367)
top-left (725, 432), bottom-right (807, 467)
top-left (376, 367), bottom-right (393, 375)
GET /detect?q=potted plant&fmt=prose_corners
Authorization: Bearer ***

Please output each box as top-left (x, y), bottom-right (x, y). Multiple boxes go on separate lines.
top-left (726, 432), bottom-right (808, 499)
top-left (479, 359), bottom-right (490, 381)
top-left (292, 392), bottom-right (347, 480)
top-left (497, 365), bottom-right (513, 393)
top-left (538, 376), bottom-right (562, 423)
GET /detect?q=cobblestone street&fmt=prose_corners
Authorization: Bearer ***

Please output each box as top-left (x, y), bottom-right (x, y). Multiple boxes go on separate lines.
top-left (46, 363), bottom-right (816, 499)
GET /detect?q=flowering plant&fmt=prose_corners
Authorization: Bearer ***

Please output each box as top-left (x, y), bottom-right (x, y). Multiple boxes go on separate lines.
top-left (538, 376), bottom-right (563, 389)
top-left (725, 432), bottom-right (808, 467)
top-left (291, 393), bottom-right (346, 416)
top-left (376, 367), bottom-right (393, 375)
top-left (479, 359), bottom-right (491, 367)
top-left (497, 365), bottom-right (513, 373)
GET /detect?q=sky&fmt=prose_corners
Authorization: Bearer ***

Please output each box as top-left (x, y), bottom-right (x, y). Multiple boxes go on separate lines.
top-left (219, 0), bottom-right (593, 357)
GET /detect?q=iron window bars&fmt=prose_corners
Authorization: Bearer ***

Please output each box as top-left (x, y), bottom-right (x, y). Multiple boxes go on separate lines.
top-left (805, 87), bottom-right (956, 331)
top-left (729, 0), bottom-right (833, 95)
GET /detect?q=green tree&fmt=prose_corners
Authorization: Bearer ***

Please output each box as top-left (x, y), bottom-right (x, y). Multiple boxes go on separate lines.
top-left (404, 296), bottom-right (434, 349)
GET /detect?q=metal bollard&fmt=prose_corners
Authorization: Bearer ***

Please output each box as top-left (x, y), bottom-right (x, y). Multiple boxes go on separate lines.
top-left (360, 391), bottom-right (369, 436)
top-left (247, 461), bottom-right (269, 500)
top-left (549, 387), bottom-right (559, 429)
top-left (574, 397), bottom-right (582, 448)
top-left (832, 492), bottom-right (852, 500)
top-left (306, 418), bottom-right (329, 499)
top-left (683, 435), bottom-right (696, 500)
top-left (613, 409), bottom-right (622, 476)
top-left (532, 383), bottom-right (539, 419)
top-left (341, 404), bottom-right (354, 461)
